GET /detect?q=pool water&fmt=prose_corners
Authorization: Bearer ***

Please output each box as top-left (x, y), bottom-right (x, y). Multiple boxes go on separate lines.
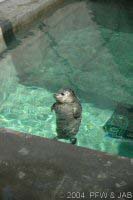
top-left (0, 0), bottom-right (133, 157)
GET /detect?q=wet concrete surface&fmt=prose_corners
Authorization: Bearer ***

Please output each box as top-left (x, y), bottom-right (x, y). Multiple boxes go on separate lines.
top-left (0, 0), bottom-right (65, 53)
top-left (0, 0), bottom-right (65, 33)
top-left (0, 128), bottom-right (133, 199)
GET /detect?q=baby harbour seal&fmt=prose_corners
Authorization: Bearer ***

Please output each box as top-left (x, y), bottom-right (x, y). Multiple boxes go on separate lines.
top-left (51, 88), bottom-right (82, 144)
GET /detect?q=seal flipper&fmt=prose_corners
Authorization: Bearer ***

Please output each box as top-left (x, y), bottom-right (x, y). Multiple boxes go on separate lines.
top-left (70, 137), bottom-right (77, 145)
top-left (53, 134), bottom-right (77, 144)
top-left (51, 103), bottom-right (57, 112)
top-left (73, 106), bottom-right (82, 119)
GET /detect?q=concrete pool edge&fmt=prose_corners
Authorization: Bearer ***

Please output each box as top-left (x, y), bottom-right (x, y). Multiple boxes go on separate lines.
top-left (0, 128), bottom-right (133, 199)
top-left (0, 0), bottom-right (65, 54)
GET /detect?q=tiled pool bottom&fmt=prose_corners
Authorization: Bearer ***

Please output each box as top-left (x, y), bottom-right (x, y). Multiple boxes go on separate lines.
top-left (0, 84), bottom-right (133, 157)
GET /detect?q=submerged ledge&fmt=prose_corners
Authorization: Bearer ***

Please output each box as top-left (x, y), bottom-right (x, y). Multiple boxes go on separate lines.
top-left (0, 0), bottom-right (64, 53)
top-left (0, 128), bottom-right (133, 199)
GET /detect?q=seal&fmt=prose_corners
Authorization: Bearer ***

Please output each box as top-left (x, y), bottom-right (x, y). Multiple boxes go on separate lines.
top-left (51, 88), bottom-right (82, 144)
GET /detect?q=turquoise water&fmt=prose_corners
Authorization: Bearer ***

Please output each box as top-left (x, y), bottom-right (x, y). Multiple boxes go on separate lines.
top-left (0, 0), bottom-right (133, 157)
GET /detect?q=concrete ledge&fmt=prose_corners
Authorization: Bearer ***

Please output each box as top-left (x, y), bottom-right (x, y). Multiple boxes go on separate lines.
top-left (0, 25), bottom-right (6, 53)
top-left (0, 128), bottom-right (133, 199)
top-left (0, 0), bottom-right (65, 53)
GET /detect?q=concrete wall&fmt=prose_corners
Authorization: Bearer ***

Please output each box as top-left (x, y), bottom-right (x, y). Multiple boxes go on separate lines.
top-left (0, 27), bottom-right (6, 53)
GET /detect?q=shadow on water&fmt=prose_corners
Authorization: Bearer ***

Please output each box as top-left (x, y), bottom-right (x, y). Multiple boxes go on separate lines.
top-left (118, 141), bottom-right (133, 158)
top-left (89, 0), bottom-right (133, 33)
top-left (88, 0), bottom-right (133, 79)
top-left (6, 0), bottom-right (132, 109)
top-left (103, 104), bottom-right (133, 157)
top-left (0, 19), bottom-right (20, 49)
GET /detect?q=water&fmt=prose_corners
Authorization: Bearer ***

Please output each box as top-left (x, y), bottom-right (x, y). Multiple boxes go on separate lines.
top-left (0, 0), bottom-right (133, 157)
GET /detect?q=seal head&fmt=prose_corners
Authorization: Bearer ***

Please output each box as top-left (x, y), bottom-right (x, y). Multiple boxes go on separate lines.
top-left (54, 88), bottom-right (76, 104)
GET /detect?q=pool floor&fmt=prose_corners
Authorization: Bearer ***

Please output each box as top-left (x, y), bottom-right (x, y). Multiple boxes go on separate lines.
top-left (0, 83), bottom-right (133, 157)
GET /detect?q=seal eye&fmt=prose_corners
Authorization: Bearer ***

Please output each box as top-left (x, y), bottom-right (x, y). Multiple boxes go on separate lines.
top-left (61, 93), bottom-right (64, 96)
